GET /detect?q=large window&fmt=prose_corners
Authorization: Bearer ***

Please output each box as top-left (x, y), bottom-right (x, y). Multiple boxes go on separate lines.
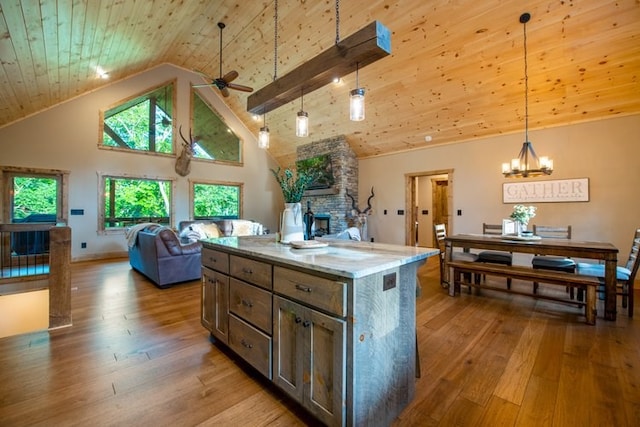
top-left (1, 166), bottom-right (69, 256)
top-left (100, 174), bottom-right (174, 231)
top-left (191, 90), bottom-right (242, 164)
top-left (100, 81), bottom-right (175, 154)
top-left (1, 167), bottom-right (68, 224)
top-left (191, 181), bottom-right (242, 220)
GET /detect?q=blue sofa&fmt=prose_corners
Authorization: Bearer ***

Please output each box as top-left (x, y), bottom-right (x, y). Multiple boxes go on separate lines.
top-left (128, 225), bottom-right (201, 288)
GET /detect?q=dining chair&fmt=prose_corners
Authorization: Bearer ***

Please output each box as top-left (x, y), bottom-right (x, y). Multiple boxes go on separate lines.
top-left (576, 228), bottom-right (640, 317)
top-left (433, 223), bottom-right (478, 288)
top-left (531, 225), bottom-right (577, 296)
top-left (477, 223), bottom-right (512, 288)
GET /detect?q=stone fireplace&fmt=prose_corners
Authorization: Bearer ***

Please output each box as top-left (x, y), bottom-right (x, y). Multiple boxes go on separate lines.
top-left (298, 135), bottom-right (357, 236)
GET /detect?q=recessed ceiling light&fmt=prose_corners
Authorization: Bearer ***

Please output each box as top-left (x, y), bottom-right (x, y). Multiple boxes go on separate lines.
top-left (424, 135), bottom-right (433, 142)
top-left (96, 66), bottom-right (109, 79)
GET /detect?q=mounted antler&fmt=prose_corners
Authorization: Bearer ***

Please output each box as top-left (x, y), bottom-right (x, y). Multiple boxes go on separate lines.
top-left (346, 187), bottom-right (375, 215)
top-left (363, 187), bottom-right (374, 214)
top-left (175, 125), bottom-right (197, 177)
top-left (345, 187), bottom-right (375, 241)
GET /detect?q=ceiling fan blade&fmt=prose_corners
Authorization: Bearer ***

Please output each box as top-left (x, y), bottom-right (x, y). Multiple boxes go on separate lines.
top-left (223, 70), bottom-right (239, 83)
top-left (227, 83), bottom-right (254, 93)
top-left (220, 87), bottom-right (230, 97)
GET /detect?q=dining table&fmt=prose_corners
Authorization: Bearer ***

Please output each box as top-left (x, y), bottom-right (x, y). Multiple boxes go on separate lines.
top-left (444, 234), bottom-right (620, 320)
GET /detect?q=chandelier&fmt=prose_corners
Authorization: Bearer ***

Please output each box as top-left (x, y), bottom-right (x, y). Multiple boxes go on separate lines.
top-left (502, 13), bottom-right (553, 178)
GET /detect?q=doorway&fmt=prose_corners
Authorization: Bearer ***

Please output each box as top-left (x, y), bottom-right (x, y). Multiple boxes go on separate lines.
top-left (405, 169), bottom-right (453, 247)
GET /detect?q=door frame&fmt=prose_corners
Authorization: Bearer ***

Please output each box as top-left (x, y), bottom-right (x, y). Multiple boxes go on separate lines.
top-left (405, 169), bottom-right (454, 246)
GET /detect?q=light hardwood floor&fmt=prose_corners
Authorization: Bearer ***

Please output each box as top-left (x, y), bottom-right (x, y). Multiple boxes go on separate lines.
top-left (0, 257), bottom-right (638, 426)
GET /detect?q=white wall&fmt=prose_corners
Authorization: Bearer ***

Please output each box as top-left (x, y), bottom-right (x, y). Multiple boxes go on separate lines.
top-left (0, 64), bottom-right (282, 261)
top-left (359, 114), bottom-right (640, 255)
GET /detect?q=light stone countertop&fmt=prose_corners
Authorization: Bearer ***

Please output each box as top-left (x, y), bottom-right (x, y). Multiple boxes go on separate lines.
top-left (201, 234), bottom-right (439, 279)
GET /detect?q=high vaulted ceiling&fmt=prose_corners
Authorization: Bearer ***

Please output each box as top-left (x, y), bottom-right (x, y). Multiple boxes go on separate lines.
top-left (1, 0), bottom-right (639, 167)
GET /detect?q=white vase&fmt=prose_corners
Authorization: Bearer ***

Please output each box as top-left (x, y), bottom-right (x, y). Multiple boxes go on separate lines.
top-left (517, 221), bottom-right (528, 236)
top-left (280, 202), bottom-right (304, 243)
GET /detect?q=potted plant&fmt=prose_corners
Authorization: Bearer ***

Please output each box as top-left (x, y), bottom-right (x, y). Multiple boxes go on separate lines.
top-left (510, 204), bottom-right (536, 234)
top-left (270, 167), bottom-right (317, 203)
top-left (271, 167), bottom-right (318, 243)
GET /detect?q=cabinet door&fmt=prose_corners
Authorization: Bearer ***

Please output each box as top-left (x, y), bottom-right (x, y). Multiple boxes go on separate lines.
top-left (272, 296), bottom-right (305, 402)
top-left (304, 308), bottom-right (346, 427)
top-left (273, 296), bottom-right (346, 426)
top-left (202, 267), bottom-right (229, 344)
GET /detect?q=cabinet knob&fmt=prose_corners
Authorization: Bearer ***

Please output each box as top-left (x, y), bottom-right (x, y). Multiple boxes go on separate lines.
top-left (302, 320), bottom-right (311, 328)
top-left (295, 316), bottom-right (302, 323)
top-left (240, 339), bottom-right (253, 349)
top-left (242, 267), bottom-right (253, 274)
top-left (241, 299), bottom-right (253, 308)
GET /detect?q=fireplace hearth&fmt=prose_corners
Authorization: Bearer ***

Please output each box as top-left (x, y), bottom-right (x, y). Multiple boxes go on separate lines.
top-left (313, 214), bottom-right (331, 237)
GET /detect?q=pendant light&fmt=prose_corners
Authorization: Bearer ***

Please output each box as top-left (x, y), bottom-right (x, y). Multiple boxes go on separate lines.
top-left (502, 13), bottom-right (553, 178)
top-left (350, 62), bottom-right (365, 121)
top-left (296, 88), bottom-right (309, 137)
top-left (258, 111), bottom-right (269, 149)
top-left (257, 0), bottom-right (277, 149)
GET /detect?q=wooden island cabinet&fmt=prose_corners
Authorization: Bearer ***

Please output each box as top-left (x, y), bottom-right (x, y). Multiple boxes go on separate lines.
top-left (200, 235), bottom-right (437, 426)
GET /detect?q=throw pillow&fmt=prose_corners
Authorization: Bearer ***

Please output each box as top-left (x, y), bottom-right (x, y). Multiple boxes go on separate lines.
top-left (200, 223), bottom-right (221, 238)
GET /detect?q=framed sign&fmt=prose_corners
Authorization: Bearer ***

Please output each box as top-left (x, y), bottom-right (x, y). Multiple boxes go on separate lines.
top-left (503, 178), bottom-right (589, 203)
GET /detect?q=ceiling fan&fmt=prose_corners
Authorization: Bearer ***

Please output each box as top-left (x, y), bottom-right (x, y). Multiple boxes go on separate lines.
top-left (193, 22), bottom-right (254, 97)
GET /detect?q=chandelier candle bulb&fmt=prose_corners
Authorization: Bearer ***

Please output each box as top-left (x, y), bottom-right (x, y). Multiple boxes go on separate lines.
top-left (511, 158), bottom-right (520, 171)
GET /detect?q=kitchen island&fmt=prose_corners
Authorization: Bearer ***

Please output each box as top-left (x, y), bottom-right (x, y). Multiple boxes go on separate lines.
top-left (200, 235), bottom-right (438, 426)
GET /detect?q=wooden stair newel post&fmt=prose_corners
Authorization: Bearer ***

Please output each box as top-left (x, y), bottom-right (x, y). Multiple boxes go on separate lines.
top-left (49, 226), bottom-right (72, 329)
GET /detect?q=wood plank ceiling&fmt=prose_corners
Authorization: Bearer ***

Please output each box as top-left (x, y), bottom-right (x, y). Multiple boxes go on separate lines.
top-left (1, 0), bottom-right (639, 167)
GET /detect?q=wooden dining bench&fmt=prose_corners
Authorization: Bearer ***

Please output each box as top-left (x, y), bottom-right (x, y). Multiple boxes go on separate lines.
top-left (447, 260), bottom-right (601, 325)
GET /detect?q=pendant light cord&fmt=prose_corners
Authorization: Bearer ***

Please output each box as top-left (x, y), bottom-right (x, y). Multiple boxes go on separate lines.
top-left (335, 0), bottom-right (340, 44)
top-left (522, 15), bottom-right (529, 143)
top-left (274, 0), bottom-right (278, 81)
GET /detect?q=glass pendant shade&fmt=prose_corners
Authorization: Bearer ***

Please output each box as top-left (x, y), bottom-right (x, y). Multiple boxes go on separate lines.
top-left (349, 88), bottom-right (365, 121)
top-left (296, 111), bottom-right (309, 137)
top-left (258, 126), bottom-right (270, 149)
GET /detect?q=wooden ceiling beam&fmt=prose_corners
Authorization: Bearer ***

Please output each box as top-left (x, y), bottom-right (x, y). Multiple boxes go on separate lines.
top-left (247, 21), bottom-right (392, 115)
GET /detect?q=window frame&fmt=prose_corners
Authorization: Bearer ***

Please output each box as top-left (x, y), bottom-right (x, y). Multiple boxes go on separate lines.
top-left (98, 79), bottom-right (177, 157)
top-left (189, 179), bottom-right (243, 220)
top-left (191, 89), bottom-right (244, 166)
top-left (97, 172), bottom-right (176, 234)
top-left (0, 166), bottom-right (69, 225)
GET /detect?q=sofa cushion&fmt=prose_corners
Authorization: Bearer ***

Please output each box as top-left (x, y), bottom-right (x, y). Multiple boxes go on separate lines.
top-left (158, 228), bottom-right (184, 256)
top-left (179, 222), bottom-right (221, 243)
top-left (178, 219), bottom-right (263, 241)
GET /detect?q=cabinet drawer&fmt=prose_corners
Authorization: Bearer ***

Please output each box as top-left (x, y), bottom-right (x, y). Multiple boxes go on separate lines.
top-left (202, 248), bottom-right (229, 274)
top-left (230, 255), bottom-right (272, 290)
top-left (229, 277), bottom-right (272, 334)
top-left (228, 314), bottom-right (272, 379)
top-left (274, 267), bottom-right (346, 317)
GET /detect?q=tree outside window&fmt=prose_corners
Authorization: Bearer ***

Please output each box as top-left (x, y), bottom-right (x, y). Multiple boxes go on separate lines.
top-left (193, 182), bottom-right (241, 219)
top-left (101, 81), bottom-right (174, 154)
top-left (101, 175), bottom-right (173, 229)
